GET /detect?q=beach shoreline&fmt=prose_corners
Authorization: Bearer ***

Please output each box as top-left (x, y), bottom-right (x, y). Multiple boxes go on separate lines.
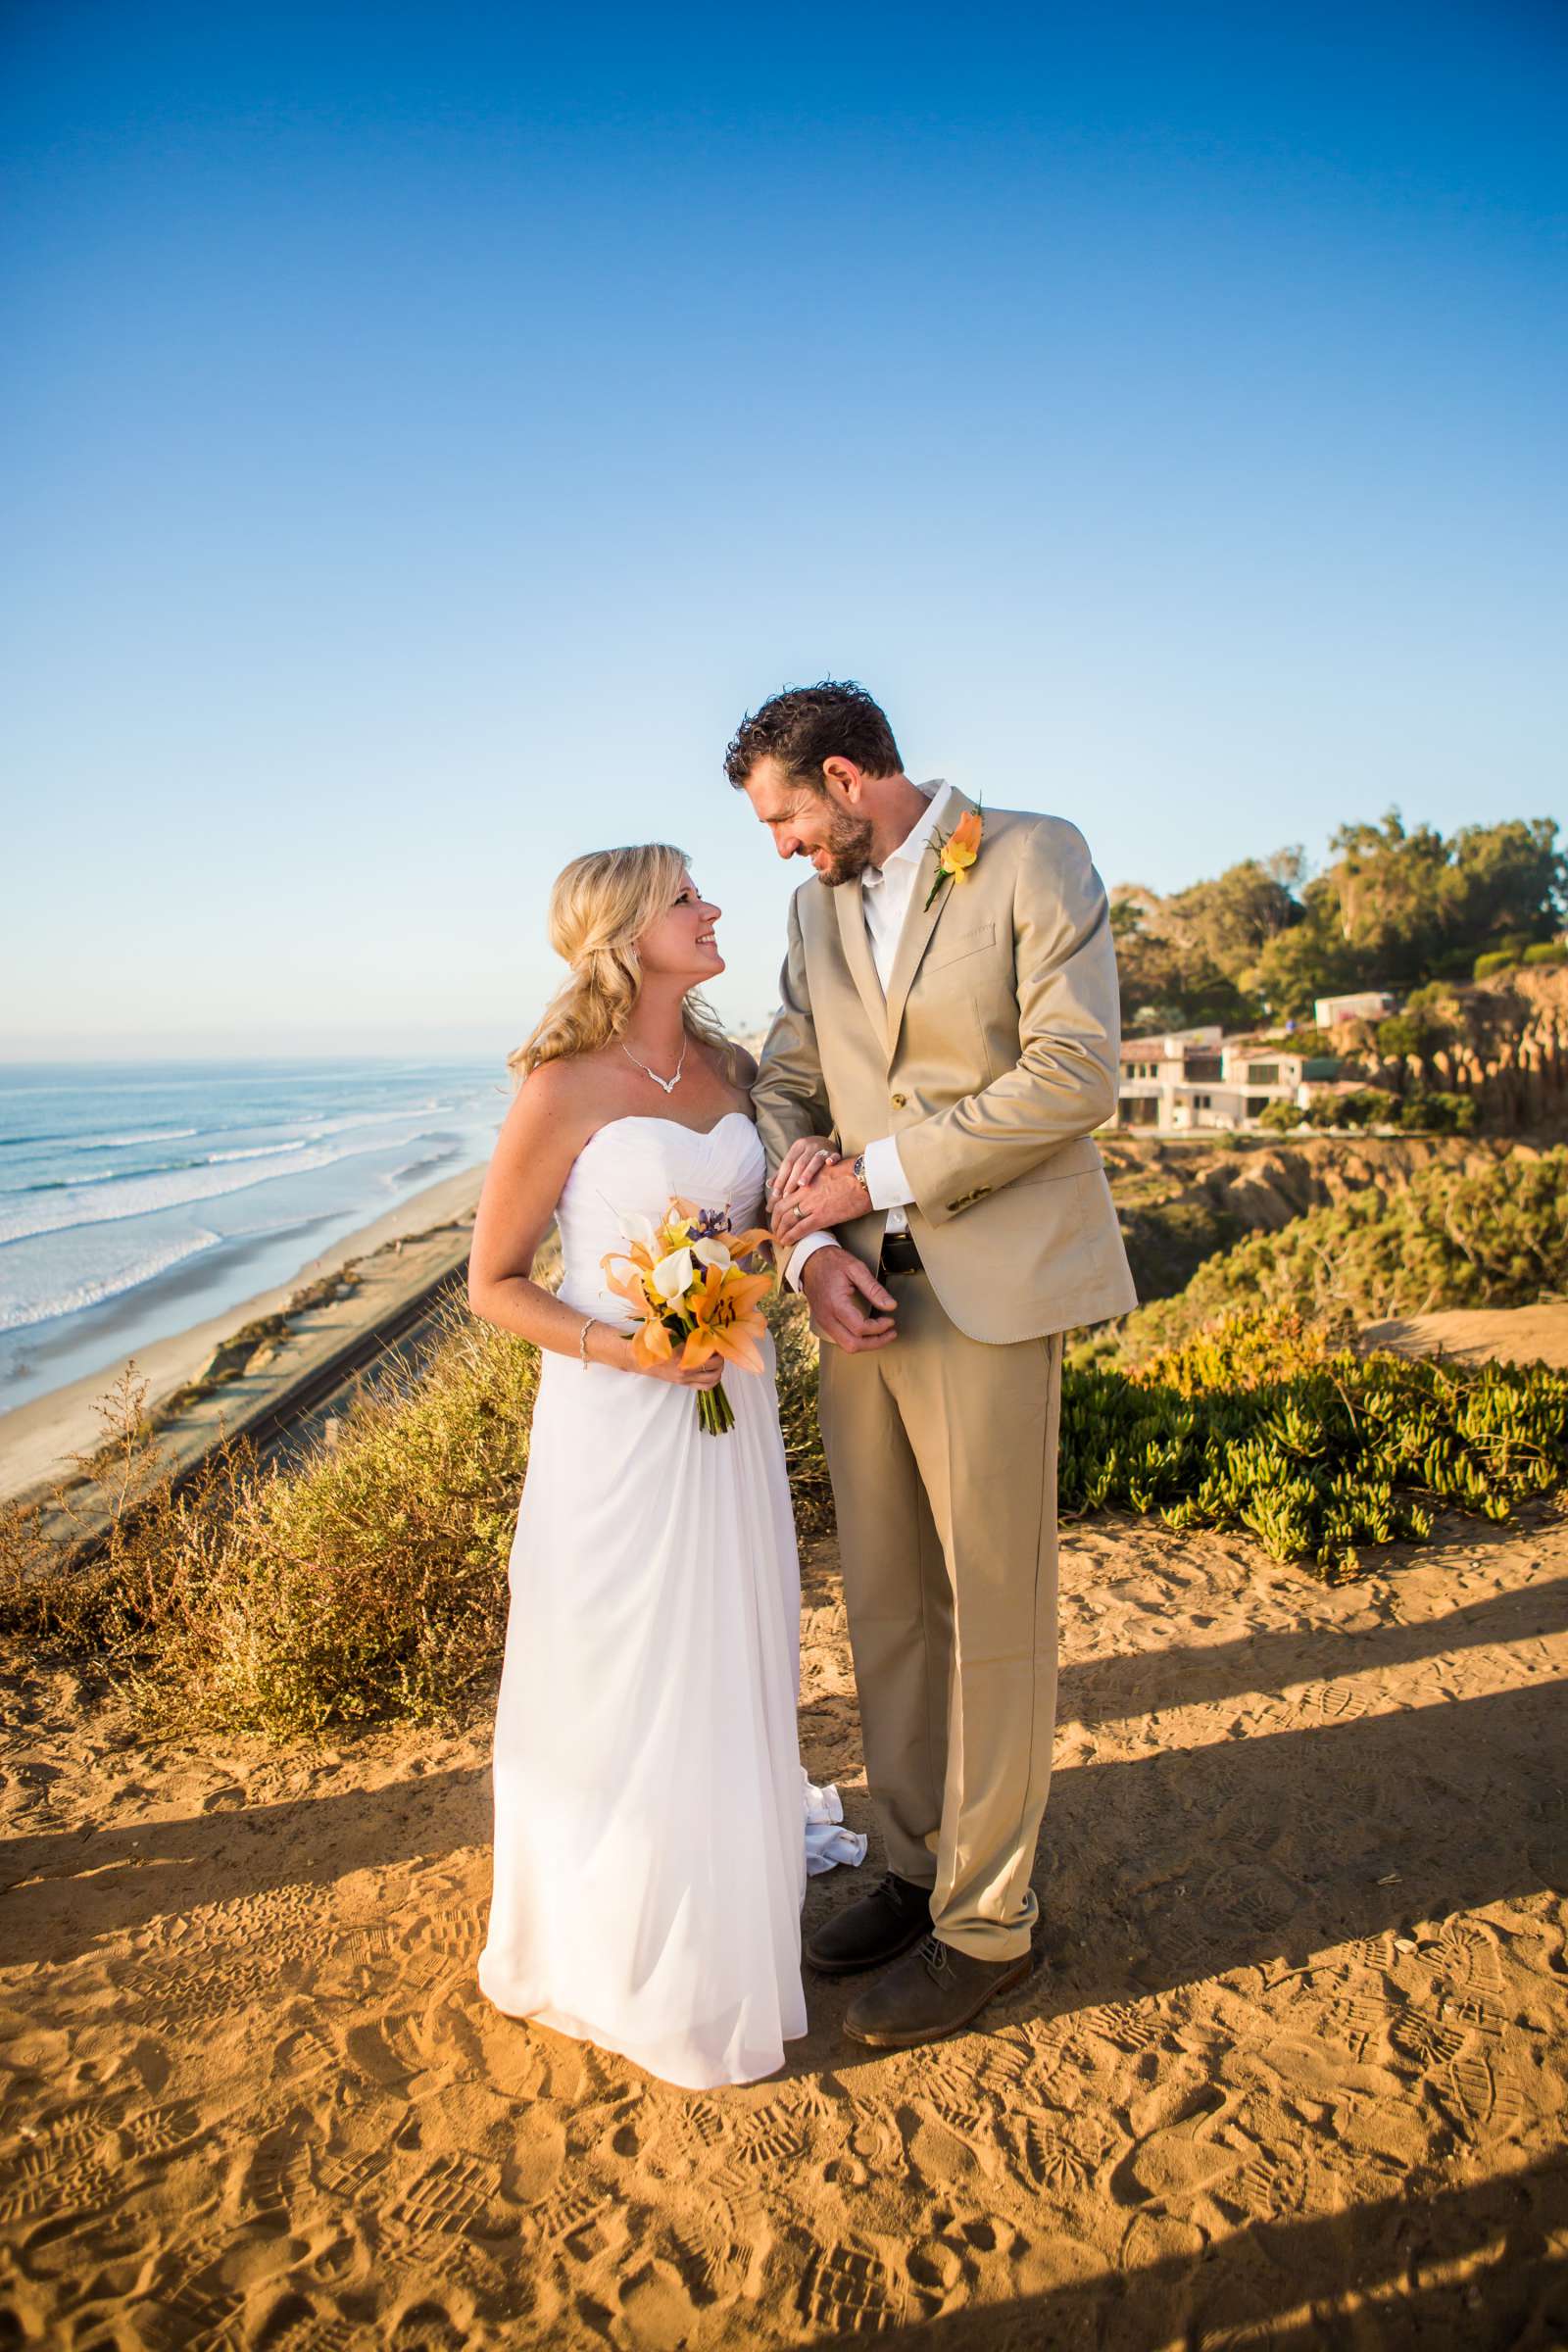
top-left (0, 1161), bottom-right (486, 1504)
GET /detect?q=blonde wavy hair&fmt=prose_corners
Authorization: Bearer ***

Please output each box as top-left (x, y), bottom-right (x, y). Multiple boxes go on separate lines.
top-left (509, 843), bottom-right (740, 1083)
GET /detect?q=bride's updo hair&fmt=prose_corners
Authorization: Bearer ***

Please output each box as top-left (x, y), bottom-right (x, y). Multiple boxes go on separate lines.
top-left (509, 842), bottom-right (739, 1082)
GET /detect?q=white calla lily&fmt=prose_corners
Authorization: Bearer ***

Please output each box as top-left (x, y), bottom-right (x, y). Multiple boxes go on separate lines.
top-left (691, 1237), bottom-right (732, 1271)
top-left (651, 1247), bottom-right (695, 1300)
top-left (619, 1209), bottom-right (659, 1250)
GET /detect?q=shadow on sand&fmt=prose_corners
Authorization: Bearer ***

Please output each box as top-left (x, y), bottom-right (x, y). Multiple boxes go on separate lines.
top-left (809, 2151), bottom-right (1568, 2351)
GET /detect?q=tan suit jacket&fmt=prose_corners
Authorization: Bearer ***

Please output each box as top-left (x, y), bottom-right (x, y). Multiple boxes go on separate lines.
top-left (753, 788), bottom-right (1138, 1343)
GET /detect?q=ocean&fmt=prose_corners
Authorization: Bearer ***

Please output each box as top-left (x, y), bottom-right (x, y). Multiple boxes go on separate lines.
top-left (0, 1059), bottom-right (508, 1415)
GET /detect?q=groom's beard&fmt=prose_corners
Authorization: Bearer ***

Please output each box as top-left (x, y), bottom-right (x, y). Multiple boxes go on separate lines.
top-left (808, 809), bottom-right (877, 888)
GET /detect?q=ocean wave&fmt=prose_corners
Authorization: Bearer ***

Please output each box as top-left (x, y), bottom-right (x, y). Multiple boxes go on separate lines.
top-left (74, 1127), bottom-right (200, 1149)
top-left (0, 1134), bottom-right (420, 1248)
top-left (0, 1228), bottom-right (223, 1335)
top-left (382, 1145), bottom-right (461, 1187)
top-left (206, 1140), bottom-right (310, 1164)
top-left (270, 1103), bottom-right (456, 1145)
top-left (11, 1139), bottom-right (315, 1194)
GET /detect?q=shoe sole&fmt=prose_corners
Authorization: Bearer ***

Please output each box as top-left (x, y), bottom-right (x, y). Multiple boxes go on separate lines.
top-left (805, 1916), bottom-right (931, 1978)
top-left (840, 1952), bottom-right (1036, 2046)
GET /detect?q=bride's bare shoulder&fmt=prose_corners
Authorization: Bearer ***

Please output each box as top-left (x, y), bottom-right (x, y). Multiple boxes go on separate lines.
top-left (498, 1055), bottom-right (607, 1155)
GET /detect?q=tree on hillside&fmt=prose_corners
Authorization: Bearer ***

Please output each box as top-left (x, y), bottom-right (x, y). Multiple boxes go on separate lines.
top-left (1156, 854), bottom-right (1305, 983)
top-left (1112, 895), bottom-right (1255, 1033)
top-left (1447, 817), bottom-right (1565, 950)
top-left (1249, 811), bottom-right (1565, 1014)
top-left (1113, 811), bottom-right (1564, 1031)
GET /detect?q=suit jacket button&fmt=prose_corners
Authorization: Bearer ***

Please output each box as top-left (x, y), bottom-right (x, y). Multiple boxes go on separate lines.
top-left (892, 1092), bottom-right (907, 1108)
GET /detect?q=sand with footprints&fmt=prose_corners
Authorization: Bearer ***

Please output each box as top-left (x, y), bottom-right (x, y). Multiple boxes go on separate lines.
top-left (3, 1500), bottom-right (1566, 2347)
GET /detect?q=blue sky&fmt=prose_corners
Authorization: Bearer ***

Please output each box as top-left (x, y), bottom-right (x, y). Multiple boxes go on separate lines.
top-left (4, 0), bottom-right (1563, 1057)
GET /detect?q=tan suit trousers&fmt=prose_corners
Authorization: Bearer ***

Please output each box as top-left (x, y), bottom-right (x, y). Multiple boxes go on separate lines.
top-left (817, 1269), bottom-right (1062, 1962)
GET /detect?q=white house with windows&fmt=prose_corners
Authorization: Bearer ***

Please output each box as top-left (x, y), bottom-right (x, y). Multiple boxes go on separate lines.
top-left (1113, 1028), bottom-right (1340, 1133)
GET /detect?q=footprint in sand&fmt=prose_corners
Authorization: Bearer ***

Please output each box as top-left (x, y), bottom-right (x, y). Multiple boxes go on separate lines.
top-left (121, 1951), bottom-right (291, 2033)
top-left (798, 2240), bottom-right (906, 2335)
top-left (534, 2183), bottom-right (617, 2250)
top-left (1109, 2076), bottom-right (1250, 2212)
top-left (1431, 1919), bottom-right (1510, 2038)
top-left (1298, 1679), bottom-right (1369, 1722)
top-left (1438, 2048), bottom-right (1525, 2141)
top-left (142, 2228), bottom-right (252, 2352)
top-left (1084, 2000), bottom-right (1164, 2057)
top-left (241, 2124), bottom-right (313, 2228)
top-left (251, 2303), bottom-right (362, 2352)
top-left (1225, 2136), bottom-right (1308, 2220)
top-left (1016, 2113), bottom-right (1092, 2200)
top-left (388, 2302), bottom-right (470, 2352)
top-left (662, 2184), bottom-right (766, 2309)
top-left (731, 2113), bottom-right (809, 2172)
top-left (1390, 2008), bottom-right (1467, 2070)
top-left (616, 2256), bottom-right (709, 2348)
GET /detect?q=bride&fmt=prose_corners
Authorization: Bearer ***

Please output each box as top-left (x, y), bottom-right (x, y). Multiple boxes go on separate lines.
top-left (468, 842), bottom-right (859, 2089)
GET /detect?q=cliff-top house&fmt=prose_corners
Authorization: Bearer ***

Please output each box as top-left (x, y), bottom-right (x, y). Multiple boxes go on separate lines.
top-left (1113, 1027), bottom-right (1342, 1133)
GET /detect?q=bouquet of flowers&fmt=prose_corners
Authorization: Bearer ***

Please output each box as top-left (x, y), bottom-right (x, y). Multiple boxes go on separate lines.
top-left (601, 1198), bottom-right (774, 1435)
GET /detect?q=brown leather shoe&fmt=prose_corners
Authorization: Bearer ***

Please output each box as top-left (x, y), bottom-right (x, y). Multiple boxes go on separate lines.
top-left (805, 1873), bottom-right (934, 1975)
top-left (842, 1934), bottom-right (1035, 2047)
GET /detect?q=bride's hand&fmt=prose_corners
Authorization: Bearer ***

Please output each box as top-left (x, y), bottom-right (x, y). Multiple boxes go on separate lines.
top-left (769, 1136), bottom-right (839, 1206)
top-left (623, 1338), bottom-right (723, 1392)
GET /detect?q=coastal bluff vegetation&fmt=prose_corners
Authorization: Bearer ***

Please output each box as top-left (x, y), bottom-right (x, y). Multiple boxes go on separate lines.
top-left (2, 1138), bottom-right (1563, 1744)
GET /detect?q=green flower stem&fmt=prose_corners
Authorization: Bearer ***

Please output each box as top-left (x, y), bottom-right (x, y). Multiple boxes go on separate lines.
top-left (698, 1380), bottom-right (736, 1436)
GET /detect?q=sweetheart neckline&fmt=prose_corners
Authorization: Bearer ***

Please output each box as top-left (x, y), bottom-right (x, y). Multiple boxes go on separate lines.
top-left (578, 1109), bottom-right (758, 1152)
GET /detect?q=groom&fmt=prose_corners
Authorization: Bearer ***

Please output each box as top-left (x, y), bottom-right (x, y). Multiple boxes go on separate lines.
top-left (735, 680), bottom-right (1136, 2049)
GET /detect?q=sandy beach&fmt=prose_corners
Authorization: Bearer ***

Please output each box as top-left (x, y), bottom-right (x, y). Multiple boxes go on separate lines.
top-left (2, 1476), bottom-right (1563, 2345)
top-left (0, 1165), bottom-right (486, 1505)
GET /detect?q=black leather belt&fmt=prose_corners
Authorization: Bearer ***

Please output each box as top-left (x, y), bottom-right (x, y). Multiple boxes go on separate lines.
top-left (878, 1229), bottom-right (923, 1277)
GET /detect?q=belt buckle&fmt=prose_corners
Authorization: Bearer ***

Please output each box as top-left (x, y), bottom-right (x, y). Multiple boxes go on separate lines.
top-left (879, 1231), bottom-right (920, 1278)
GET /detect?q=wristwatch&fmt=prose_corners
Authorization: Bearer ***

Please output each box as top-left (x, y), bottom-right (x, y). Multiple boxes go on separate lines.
top-left (852, 1150), bottom-right (867, 1193)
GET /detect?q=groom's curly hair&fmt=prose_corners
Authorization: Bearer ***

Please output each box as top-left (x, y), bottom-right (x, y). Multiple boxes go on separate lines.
top-left (723, 679), bottom-right (903, 792)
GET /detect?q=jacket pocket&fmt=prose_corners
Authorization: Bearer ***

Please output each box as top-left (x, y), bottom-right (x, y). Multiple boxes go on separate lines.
top-left (925, 920), bottom-right (996, 972)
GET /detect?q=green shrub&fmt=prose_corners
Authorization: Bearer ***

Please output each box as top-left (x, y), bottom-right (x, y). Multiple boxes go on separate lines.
top-left (1257, 1100), bottom-right (1304, 1133)
top-left (1104, 1147), bottom-right (1568, 1364)
top-left (1303, 1088), bottom-right (1396, 1131)
top-left (1397, 1089), bottom-right (1478, 1135)
top-left (1060, 1307), bottom-right (1568, 1580)
top-left (1524, 941), bottom-right (1566, 968)
top-left (0, 1302), bottom-right (539, 1739)
top-left (174, 1310), bottom-right (539, 1735)
top-left (1474, 947), bottom-right (1522, 981)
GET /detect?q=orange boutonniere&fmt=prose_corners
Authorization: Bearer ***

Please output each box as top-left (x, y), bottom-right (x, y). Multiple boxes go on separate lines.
top-left (922, 804), bottom-right (984, 910)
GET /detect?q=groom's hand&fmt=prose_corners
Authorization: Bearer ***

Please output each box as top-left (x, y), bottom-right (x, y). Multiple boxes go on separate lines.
top-left (801, 1248), bottom-right (899, 1352)
top-left (770, 1154), bottom-right (872, 1250)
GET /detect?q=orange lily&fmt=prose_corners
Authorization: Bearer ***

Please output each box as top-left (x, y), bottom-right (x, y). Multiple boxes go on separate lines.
top-left (682, 1258), bottom-right (773, 1374)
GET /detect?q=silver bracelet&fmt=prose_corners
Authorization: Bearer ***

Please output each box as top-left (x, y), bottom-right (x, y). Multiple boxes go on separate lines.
top-left (577, 1314), bottom-right (598, 1367)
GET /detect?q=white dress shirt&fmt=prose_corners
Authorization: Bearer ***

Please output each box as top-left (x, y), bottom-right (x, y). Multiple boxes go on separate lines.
top-left (785, 780), bottom-right (954, 1290)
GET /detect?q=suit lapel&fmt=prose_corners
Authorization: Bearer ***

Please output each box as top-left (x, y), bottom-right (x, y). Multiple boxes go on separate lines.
top-left (833, 876), bottom-right (890, 1053)
top-left (883, 786), bottom-right (978, 1054)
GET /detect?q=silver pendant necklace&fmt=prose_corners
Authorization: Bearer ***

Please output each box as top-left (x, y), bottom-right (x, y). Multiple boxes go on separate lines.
top-left (620, 1035), bottom-right (687, 1095)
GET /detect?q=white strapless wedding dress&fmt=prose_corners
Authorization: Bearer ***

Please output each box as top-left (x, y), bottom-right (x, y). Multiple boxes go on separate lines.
top-left (476, 1111), bottom-right (860, 2089)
